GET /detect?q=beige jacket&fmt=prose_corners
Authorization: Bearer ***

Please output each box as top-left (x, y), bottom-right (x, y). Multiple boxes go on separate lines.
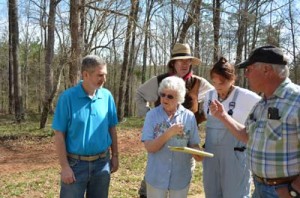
top-left (135, 75), bottom-right (213, 117)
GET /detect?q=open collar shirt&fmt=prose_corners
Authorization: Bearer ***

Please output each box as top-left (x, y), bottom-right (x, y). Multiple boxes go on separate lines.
top-left (246, 78), bottom-right (300, 178)
top-left (142, 104), bottom-right (200, 190)
top-left (52, 82), bottom-right (118, 155)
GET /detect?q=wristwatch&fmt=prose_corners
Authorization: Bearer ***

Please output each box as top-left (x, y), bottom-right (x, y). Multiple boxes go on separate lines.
top-left (288, 183), bottom-right (300, 198)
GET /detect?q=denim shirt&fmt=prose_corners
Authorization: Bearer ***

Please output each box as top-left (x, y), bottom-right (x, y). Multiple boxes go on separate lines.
top-left (142, 105), bottom-right (200, 190)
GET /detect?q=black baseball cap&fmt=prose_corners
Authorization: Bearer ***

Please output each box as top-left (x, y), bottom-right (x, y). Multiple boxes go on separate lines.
top-left (236, 45), bottom-right (288, 69)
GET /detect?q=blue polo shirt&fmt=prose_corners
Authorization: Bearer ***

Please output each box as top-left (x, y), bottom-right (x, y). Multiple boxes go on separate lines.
top-left (52, 82), bottom-right (118, 155)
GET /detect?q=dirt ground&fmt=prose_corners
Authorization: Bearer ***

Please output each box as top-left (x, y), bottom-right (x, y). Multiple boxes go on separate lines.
top-left (0, 129), bottom-right (144, 175)
top-left (0, 130), bottom-right (204, 197)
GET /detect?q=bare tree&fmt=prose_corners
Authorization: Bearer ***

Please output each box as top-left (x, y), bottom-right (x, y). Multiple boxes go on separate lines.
top-left (40, 0), bottom-right (61, 129)
top-left (235, 0), bottom-right (249, 65)
top-left (9, 0), bottom-right (24, 122)
top-left (8, 3), bottom-right (14, 115)
top-left (125, 0), bottom-right (140, 117)
top-left (141, 0), bottom-right (155, 83)
top-left (213, 0), bottom-right (221, 62)
top-left (117, 0), bottom-right (139, 121)
top-left (178, 0), bottom-right (200, 43)
top-left (194, 0), bottom-right (202, 75)
top-left (288, 0), bottom-right (297, 83)
top-left (250, 0), bottom-right (260, 50)
top-left (69, 0), bottom-right (84, 86)
top-left (235, 0), bottom-right (249, 87)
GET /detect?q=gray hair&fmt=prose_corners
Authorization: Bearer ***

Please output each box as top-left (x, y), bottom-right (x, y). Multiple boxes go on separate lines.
top-left (81, 55), bottom-right (106, 73)
top-left (271, 64), bottom-right (289, 78)
top-left (158, 76), bottom-right (186, 104)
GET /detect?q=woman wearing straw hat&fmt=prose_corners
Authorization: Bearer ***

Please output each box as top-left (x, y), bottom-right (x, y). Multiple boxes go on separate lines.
top-left (136, 43), bottom-right (213, 198)
top-left (136, 43), bottom-right (213, 122)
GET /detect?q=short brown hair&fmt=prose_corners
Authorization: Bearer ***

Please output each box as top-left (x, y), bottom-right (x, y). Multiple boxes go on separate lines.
top-left (81, 55), bottom-right (106, 73)
top-left (210, 57), bottom-right (235, 81)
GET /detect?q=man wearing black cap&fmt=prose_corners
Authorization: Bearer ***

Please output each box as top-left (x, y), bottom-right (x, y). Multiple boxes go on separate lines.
top-left (209, 45), bottom-right (300, 198)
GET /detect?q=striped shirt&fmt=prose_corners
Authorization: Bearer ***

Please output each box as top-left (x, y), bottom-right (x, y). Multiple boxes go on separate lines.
top-left (246, 78), bottom-right (300, 178)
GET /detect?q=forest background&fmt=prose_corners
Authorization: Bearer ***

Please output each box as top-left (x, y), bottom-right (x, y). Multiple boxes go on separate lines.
top-left (1, 0), bottom-right (300, 126)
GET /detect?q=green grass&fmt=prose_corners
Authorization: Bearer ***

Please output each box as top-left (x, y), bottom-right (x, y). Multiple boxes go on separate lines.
top-left (0, 114), bottom-right (53, 139)
top-left (0, 168), bottom-right (60, 198)
top-left (0, 115), bottom-right (204, 198)
top-left (118, 116), bottom-right (144, 130)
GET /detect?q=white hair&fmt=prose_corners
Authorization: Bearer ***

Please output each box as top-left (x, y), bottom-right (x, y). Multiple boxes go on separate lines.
top-left (158, 76), bottom-right (186, 104)
top-left (271, 64), bottom-right (289, 78)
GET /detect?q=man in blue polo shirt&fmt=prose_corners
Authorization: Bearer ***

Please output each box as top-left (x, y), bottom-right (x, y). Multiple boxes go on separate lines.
top-left (52, 55), bottom-right (119, 198)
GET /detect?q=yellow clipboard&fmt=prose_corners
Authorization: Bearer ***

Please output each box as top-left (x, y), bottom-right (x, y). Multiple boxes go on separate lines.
top-left (168, 146), bottom-right (214, 158)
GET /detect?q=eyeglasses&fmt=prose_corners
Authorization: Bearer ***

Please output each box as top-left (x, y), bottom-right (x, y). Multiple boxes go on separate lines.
top-left (159, 93), bottom-right (175, 100)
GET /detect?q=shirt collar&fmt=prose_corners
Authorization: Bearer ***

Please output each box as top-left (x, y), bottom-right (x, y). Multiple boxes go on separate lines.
top-left (77, 81), bottom-right (103, 100)
top-left (270, 78), bottom-right (291, 99)
top-left (158, 104), bottom-right (185, 118)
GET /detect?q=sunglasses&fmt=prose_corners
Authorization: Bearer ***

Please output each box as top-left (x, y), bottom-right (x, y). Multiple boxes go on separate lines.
top-left (160, 93), bottom-right (175, 100)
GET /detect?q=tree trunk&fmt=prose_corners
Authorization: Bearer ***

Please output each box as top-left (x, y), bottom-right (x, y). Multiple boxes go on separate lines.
top-left (40, 0), bottom-right (61, 129)
top-left (178, 0), bottom-right (199, 43)
top-left (171, 1), bottom-right (175, 46)
top-left (288, 0), bottom-right (297, 83)
top-left (141, 0), bottom-right (154, 83)
top-left (8, 3), bottom-right (14, 115)
top-left (125, 0), bottom-right (139, 117)
top-left (250, 0), bottom-right (259, 51)
top-left (194, 0), bottom-right (202, 75)
top-left (213, 0), bottom-right (221, 62)
top-left (235, 0), bottom-right (249, 86)
top-left (9, 0), bottom-right (24, 123)
top-left (117, 0), bottom-right (139, 121)
top-left (69, 0), bottom-right (83, 86)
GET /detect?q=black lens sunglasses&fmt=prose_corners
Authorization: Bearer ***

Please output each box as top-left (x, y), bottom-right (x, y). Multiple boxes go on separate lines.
top-left (160, 93), bottom-right (175, 100)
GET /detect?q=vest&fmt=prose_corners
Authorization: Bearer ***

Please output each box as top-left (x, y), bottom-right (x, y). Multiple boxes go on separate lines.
top-left (155, 73), bottom-right (206, 124)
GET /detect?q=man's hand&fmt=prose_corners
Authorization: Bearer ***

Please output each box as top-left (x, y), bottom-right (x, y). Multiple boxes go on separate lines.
top-left (110, 156), bottom-right (119, 173)
top-left (61, 165), bottom-right (76, 184)
top-left (276, 186), bottom-right (293, 198)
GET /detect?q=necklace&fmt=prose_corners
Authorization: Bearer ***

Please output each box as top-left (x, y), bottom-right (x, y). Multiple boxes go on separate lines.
top-left (218, 86), bottom-right (234, 102)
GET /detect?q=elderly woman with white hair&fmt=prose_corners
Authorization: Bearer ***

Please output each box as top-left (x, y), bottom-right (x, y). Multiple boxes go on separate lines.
top-left (141, 76), bottom-right (202, 198)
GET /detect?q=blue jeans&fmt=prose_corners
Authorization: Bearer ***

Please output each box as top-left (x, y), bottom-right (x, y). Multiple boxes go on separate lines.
top-left (252, 177), bottom-right (287, 198)
top-left (60, 154), bottom-right (111, 198)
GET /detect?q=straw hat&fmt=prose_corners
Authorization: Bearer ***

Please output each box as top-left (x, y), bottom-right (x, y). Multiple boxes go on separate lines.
top-left (167, 43), bottom-right (201, 68)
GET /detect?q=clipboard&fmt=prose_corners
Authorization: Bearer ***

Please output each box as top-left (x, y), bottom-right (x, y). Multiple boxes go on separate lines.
top-left (168, 146), bottom-right (214, 158)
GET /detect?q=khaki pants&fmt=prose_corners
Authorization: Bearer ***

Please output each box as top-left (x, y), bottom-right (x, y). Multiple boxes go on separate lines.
top-left (146, 182), bottom-right (190, 198)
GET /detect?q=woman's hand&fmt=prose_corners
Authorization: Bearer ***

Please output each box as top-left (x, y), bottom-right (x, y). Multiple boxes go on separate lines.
top-left (192, 154), bottom-right (204, 161)
top-left (189, 145), bottom-right (204, 161)
top-left (209, 100), bottom-right (227, 119)
top-left (167, 123), bottom-right (184, 137)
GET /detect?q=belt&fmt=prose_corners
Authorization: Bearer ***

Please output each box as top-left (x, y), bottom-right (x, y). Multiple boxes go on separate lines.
top-left (67, 150), bottom-right (107, 162)
top-left (253, 174), bottom-right (298, 186)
